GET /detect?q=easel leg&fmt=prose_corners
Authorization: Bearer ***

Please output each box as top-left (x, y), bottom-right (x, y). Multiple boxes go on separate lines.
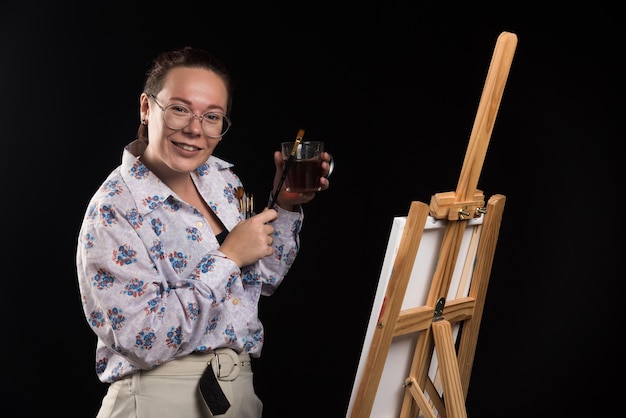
top-left (432, 319), bottom-right (468, 418)
top-left (404, 376), bottom-right (438, 418)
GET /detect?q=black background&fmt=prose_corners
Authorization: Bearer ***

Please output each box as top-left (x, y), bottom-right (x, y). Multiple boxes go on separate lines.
top-left (3, 2), bottom-right (623, 417)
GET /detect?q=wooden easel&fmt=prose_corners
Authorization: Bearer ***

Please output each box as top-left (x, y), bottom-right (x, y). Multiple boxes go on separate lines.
top-left (348, 31), bottom-right (517, 418)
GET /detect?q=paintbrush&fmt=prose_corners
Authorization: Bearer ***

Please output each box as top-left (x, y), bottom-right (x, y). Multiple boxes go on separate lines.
top-left (268, 128), bottom-right (305, 209)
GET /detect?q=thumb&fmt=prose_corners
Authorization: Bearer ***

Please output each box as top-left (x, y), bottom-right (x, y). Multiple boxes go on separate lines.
top-left (273, 150), bottom-right (284, 171)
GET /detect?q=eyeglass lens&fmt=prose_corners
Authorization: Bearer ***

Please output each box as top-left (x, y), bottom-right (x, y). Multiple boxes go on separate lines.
top-left (163, 105), bottom-right (230, 137)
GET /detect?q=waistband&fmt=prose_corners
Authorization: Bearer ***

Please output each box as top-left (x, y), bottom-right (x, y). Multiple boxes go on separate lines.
top-left (140, 348), bottom-right (251, 381)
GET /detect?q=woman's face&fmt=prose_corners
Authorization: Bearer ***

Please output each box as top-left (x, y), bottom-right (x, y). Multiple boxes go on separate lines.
top-left (141, 66), bottom-right (229, 178)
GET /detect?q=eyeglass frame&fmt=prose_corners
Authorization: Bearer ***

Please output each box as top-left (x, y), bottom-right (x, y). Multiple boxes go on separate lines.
top-left (149, 93), bottom-right (231, 138)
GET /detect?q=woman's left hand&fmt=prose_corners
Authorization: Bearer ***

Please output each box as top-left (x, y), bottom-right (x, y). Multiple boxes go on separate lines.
top-left (272, 150), bottom-right (333, 210)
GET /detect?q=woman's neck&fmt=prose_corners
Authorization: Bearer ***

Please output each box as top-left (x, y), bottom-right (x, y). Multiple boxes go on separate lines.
top-left (140, 148), bottom-right (194, 198)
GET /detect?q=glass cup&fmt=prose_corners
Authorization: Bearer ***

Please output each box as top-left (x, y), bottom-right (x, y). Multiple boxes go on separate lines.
top-left (281, 141), bottom-right (328, 193)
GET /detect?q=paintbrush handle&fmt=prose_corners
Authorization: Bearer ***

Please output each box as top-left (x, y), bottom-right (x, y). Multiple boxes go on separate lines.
top-left (267, 129), bottom-right (305, 209)
top-left (268, 158), bottom-right (292, 209)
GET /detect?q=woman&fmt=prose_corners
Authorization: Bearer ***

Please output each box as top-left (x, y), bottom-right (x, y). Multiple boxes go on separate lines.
top-left (76, 46), bottom-right (331, 417)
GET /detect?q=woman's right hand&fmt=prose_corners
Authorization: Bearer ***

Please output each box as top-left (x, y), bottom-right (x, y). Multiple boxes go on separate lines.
top-left (218, 208), bottom-right (278, 267)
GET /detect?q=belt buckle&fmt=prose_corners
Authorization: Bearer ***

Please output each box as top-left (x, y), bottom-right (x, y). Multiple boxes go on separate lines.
top-left (210, 348), bottom-right (241, 381)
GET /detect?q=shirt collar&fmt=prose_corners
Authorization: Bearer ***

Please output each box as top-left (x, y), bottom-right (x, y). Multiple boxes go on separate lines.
top-left (120, 139), bottom-right (236, 220)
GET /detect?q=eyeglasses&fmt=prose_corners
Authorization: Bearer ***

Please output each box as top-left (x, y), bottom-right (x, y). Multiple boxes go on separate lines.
top-left (150, 94), bottom-right (231, 138)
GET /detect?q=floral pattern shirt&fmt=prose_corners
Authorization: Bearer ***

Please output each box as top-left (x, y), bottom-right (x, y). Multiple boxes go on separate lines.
top-left (76, 139), bottom-right (302, 383)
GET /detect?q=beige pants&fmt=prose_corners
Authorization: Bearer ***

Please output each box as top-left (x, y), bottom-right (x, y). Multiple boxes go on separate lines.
top-left (96, 350), bottom-right (263, 418)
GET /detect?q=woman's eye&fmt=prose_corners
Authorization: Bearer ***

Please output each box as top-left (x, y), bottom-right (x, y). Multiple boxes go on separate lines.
top-left (205, 113), bottom-right (221, 122)
top-left (172, 105), bottom-right (190, 114)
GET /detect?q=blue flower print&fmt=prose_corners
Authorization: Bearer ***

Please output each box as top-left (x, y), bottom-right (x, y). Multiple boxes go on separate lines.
top-left (135, 328), bottom-right (157, 350)
top-left (111, 362), bottom-right (124, 378)
top-left (242, 340), bottom-right (255, 352)
top-left (196, 164), bottom-right (209, 177)
top-left (106, 361), bottom-right (125, 383)
top-left (89, 309), bottom-right (106, 328)
top-left (223, 274), bottom-right (237, 301)
top-left (93, 268), bottom-right (115, 290)
top-left (145, 297), bottom-right (160, 314)
top-left (113, 244), bottom-right (138, 266)
top-left (163, 196), bottom-right (182, 212)
top-left (186, 227), bottom-right (203, 242)
top-left (129, 161), bottom-right (149, 179)
top-left (242, 270), bottom-right (261, 286)
top-left (169, 251), bottom-right (188, 273)
top-left (86, 203), bottom-right (98, 221)
top-left (143, 195), bottom-right (163, 211)
top-left (206, 316), bottom-right (219, 333)
top-left (150, 240), bottom-right (165, 260)
top-left (223, 325), bottom-right (236, 344)
top-left (265, 274), bottom-right (279, 286)
top-left (99, 205), bottom-right (118, 226)
top-left (224, 183), bottom-right (237, 203)
top-left (192, 255), bottom-right (216, 278)
top-left (124, 208), bottom-right (143, 230)
top-left (101, 180), bottom-right (123, 197)
top-left (150, 218), bottom-right (165, 236)
top-left (95, 357), bottom-right (108, 375)
top-left (252, 329), bottom-right (263, 343)
top-left (145, 298), bottom-right (166, 320)
top-left (274, 244), bottom-right (285, 260)
top-left (107, 307), bottom-right (125, 331)
top-left (166, 326), bottom-right (183, 348)
top-left (122, 278), bottom-right (147, 297)
top-left (83, 233), bottom-right (95, 249)
top-left (186, 302), bottom-right (200, 320)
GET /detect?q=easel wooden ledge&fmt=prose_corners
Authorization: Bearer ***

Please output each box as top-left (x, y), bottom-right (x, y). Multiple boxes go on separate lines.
top-left (349, 31), bottom-right (517, 418)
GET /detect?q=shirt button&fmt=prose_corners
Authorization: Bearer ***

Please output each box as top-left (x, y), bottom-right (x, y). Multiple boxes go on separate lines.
top-left (232, 298), bottom-right (239, 305)
top-left (196, 221), bottom-right (203, 228)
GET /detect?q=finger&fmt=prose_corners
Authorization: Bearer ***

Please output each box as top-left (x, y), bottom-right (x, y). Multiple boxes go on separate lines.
top-left (256, 208), bottom-right (278, 222)
top-left (298, 193), bottom-right (316, 202)
top-left (273, 150), bottom-right (284, 170)
top-left (323, 152), bottom-right (334, 178)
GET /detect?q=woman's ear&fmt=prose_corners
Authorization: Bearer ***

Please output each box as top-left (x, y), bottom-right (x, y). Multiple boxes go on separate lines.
top-left (139, 93), bottom-right (150, 122)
